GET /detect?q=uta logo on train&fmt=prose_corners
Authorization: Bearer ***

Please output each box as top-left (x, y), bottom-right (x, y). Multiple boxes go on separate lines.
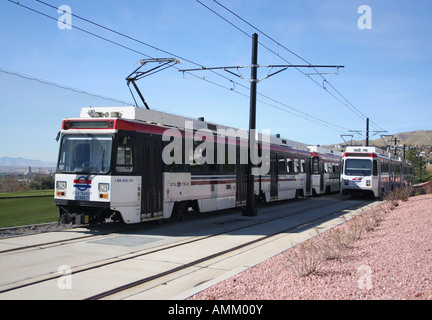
top-left (73, 176), bottom-right (92, 191)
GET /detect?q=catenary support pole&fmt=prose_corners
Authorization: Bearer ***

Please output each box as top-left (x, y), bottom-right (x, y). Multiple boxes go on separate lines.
top-left (366, 118), bottom-right (369, 146)
top-left (242, 33), bottom-right (258, 217)
top-left (178, 34), bottom-right (343, 217)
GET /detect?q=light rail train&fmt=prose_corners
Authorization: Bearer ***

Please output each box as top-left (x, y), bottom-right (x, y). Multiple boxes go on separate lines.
top-left (340, 146), bottom-right (413, 198)
top-left (54, 106), bottom-right (341, 224)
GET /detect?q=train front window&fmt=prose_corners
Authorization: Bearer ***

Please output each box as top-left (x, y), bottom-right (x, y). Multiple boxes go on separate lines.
top-left (58, 135), bottom-right (112, 173)
top-left (344, 159), bottom-right (372, 176)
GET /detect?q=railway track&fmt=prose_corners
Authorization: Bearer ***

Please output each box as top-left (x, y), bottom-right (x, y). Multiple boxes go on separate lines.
top-left (0, 196), bottom-right (377, 299)
top-left (0, 221), bottom-right (156, 254)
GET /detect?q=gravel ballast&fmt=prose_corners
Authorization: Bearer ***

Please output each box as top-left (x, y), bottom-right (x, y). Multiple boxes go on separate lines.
top-left (190, 194), bottom-right (432, 300)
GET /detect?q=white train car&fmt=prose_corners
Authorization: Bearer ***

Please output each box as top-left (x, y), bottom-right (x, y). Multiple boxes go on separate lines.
top-left (55, 106), bottom-right (318, 224)
top-left (308, 146), bottom-right (342, 195)
top-left (340, 146), bottom-right (413, 198)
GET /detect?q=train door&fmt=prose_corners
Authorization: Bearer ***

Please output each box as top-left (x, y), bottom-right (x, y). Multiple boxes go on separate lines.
top-left (378, 159), bottom-right (382, 196)
top-left (320, 160), bottom-right (324, 192)
top-left (305, 157), bottom-right (311, 195)
top-left (141, 136), bottom-right (163, 217)
top-left (270, 152), bottom-right (278, 199)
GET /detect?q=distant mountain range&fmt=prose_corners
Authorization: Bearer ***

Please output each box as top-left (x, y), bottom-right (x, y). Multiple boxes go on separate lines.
top-left (392, 130), bottom-right (432, 146)
top-left (0, 156), bottom-right (56, 168)
top-left (332, 130), bottom-right (432, 148)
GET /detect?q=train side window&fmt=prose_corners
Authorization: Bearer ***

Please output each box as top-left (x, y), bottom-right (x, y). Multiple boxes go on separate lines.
top-left (312, 158), bottom-right (320, 174)
top-left (278, 158), bottom-right (287, 174)
top-left (373, 160), bottom-right (378, 176)
top-left (294, 159), bottom-right (299, 173)
top-left (165, 141), bottom-right (184, 172)
top-left (334, 163), bottom-right (340, 174)
top-left (286, 157), bottom-right (293, 173)
top-left (300, 159), bottom-right (306, 173)
top-left (220, 144), bottom-right (235, 174)
top-left (381, 161), bottom-right (387, 174)
top-left (190, 141), bottom-right (204, 173)
top-left (116, 145), bottom-right (133, 173)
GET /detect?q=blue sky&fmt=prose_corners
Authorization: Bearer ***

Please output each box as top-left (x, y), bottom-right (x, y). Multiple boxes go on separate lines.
top-left (0, 0), bottom-right (431, 163)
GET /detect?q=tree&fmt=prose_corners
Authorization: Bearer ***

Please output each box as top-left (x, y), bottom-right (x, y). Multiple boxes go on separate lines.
top-left (28, 174), bottom-right (54, 190)
top-left (406, 149), bottom-right (428, 182)
top-left (1, 174), bottom-right (20, 192)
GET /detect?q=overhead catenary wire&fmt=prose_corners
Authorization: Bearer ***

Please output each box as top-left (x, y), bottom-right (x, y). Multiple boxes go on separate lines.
top-left (0, 67), bottom-right (134, 105)
top-left (10, 0), bottom-right (348, 133)
top-left (16, 1), bottom-right (252, 96)
top-left (9, 0), bottom-right (349, 133)
top-left (207, 0), bottom-right (376, 121)
top-left (7, 1), bottom-right (242, 102)
top-left (202, 0), bottom-right (386, 133)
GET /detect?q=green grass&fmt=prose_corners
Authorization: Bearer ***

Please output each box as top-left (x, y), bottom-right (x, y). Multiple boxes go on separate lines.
top-left (414, 173), bottom-right (432, 185)
top-left (0, 189), bottom-right (54, 198)
top-left (0, 190), bottom-right (58, 228)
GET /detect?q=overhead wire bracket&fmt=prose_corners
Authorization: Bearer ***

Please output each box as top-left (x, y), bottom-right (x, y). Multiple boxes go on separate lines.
top-left (340, 134), bottom-right (354, 146)
top-left (126, 58), bottom-right (181, 109)
top-left (179, 64), bottom-right (344, 86)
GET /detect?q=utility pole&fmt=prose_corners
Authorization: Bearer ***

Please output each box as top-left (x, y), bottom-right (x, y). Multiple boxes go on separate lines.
top-left (243, 33), bottom-right (259, 216)
top-left (179, 33), bottom-right (343, 217)
top-left (394, 137), bottom-right (399, 156)
top-left (366, 118), bottom-right (369, 146)
top-left (350, 118), bottom-right (386, 147)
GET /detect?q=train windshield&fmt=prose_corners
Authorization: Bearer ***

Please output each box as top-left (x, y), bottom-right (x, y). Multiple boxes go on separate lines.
top-left (58, 134), bottom-right (112, 174)
top-left (344, 159), bottom-right (372, 176)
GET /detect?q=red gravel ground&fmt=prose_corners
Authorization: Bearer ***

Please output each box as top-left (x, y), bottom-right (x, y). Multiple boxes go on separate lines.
top-left (190, 193), bottom-right (432, 300)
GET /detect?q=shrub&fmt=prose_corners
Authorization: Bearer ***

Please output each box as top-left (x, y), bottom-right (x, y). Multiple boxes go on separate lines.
top-left (287, 205), bottom-right (387, 278)
top-left (287, 241), bottom-right (322, 277)
top-left (395, 185), bottom-right (413, 202)
top-left (382, 191), bottom-right (399, 212)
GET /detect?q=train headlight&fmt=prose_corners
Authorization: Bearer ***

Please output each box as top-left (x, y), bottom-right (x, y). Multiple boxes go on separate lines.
top-left (56, 181), bottom-right (67, 196)
top-left (366, 180), bottom-right (371, 186)
top-left (56, 181), bottom-right (67, 190)
top-left (98, 183), bottom-right (110, 199)
top-left (98, 183), bottom-right (109, 193)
